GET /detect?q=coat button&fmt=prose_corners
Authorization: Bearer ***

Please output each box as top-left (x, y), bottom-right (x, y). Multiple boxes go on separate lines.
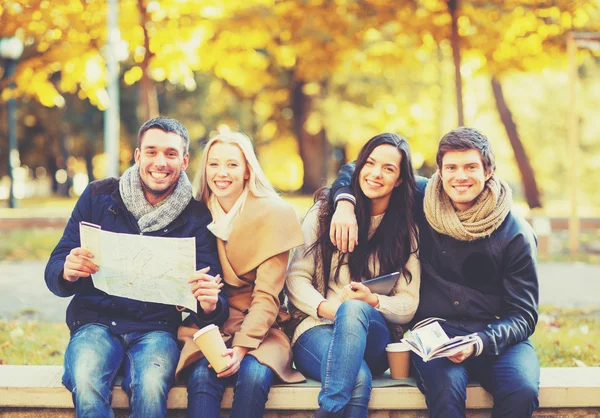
top-left (111, 321), bottom-right (117, 326)
top-left (164, 228), bottom-right (169, 233)
top-left (453, 301), bottom-right (460, 306)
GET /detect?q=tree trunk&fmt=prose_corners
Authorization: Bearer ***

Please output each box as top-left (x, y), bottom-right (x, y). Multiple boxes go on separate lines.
top-left (448, 0), bottom-right (464, 126)
top-left (47, 153), bottom-right (59, 194)
top-left (85, 130), bottom-right (95, 183)
top-left (137, 0), bottom-right (159, 121)
top-left (291, 80), bottom-right (329, 194)
top-left (58, 132), bottom-right (72, 197)
top-left (491, 76), bottom-right (542, 209)
top-left (436, 43), bottom-right (445, 141)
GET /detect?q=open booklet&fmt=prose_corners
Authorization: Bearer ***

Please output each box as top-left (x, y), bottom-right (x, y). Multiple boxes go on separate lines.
top-left (401, 318), bottom-right (477, 362)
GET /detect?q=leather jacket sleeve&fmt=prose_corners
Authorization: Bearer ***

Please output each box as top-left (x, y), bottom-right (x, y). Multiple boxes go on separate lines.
top-left (476, 227), bottom-right (539, 356)
top-left (331, 162), bottom-right (356, 203)
top-left (331, 162), bottom-right (428, 207)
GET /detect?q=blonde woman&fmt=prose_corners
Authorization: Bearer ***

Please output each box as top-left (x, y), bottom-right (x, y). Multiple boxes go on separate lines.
top-left (175, 131), bottom-right (304, 418)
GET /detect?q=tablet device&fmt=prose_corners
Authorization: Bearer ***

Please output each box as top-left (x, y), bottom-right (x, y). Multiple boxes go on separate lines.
top-left (361, 271), bottom-right (400, 295)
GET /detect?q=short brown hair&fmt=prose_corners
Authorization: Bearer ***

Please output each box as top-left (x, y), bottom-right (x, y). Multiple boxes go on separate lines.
top-left (138, 116), bottom-right (190, 154)
top-left (436, 127), bottom-right (495, 174)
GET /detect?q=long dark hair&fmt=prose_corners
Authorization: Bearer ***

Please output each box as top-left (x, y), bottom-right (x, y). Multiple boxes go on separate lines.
top-left (308, 133), bottom-right (419, 286)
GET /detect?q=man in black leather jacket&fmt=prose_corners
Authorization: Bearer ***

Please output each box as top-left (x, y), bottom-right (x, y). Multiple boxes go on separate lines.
top-left (330, 127), bottom-right (539, 418)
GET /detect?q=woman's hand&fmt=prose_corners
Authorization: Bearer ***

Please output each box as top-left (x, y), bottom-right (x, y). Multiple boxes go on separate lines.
top-left (215, 346), bottom-right (249, 378)
top-left (340, 282), bottom-right (379, 307)
top-left (329, 200), bottom-right (358, 253)
top-left (316, 300), bottom-right (340, 321)
top-left (188, 267), bottom-right (223, 314)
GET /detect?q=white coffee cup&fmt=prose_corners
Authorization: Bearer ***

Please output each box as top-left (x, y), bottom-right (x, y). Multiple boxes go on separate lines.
top-left (193, 324), bottom-right (229, 373)
top-left (386, 342), bottom-right (411, 379)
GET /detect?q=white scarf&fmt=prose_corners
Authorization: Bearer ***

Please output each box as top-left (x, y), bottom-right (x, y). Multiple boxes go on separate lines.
top-left (207, 186), bottom-right (250, 241)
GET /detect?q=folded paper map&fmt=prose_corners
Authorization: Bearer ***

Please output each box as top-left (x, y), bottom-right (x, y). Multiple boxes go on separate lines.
top-left (79, 222), bottom-right (197, 312)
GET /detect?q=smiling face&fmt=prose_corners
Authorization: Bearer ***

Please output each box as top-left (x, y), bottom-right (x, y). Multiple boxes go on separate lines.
top-left (440, 149), bottom-right (492, 211)
top-left (205, 142), bottom-right (249, 212)
top-left (134, 128), bottom-right (189, 206)
top-left (358, 144), bottom-right (403, 215)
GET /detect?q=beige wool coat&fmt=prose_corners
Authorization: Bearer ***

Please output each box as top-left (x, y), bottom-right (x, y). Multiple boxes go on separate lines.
top-left (176, 194), bottom-right (305, 383)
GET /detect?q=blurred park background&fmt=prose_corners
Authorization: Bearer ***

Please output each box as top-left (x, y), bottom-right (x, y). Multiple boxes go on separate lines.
top-left (0, 1), bottom-right (599, 368)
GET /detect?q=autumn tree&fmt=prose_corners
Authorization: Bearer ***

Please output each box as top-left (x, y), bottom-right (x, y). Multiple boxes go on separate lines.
top-left (395, 0), bottom-right (600, 208)
top-left (462, 0), bottom-right (600, 208)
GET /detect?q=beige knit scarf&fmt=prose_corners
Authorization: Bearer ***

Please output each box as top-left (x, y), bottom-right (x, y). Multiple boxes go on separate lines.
top-left (424, 172), bottom-right (512, 242)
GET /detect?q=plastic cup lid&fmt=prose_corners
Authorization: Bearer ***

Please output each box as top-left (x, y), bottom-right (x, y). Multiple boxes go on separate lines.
top-left (386, 342), bottom-right (410, 352)
top-left (193, 324), bottom-right (218, 340)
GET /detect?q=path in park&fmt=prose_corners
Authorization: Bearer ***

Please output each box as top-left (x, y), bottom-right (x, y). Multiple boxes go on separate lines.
top-left (0, 261), bottom-right (598, 322)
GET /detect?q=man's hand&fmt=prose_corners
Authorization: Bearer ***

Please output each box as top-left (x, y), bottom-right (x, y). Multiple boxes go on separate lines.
top-left (63, 248), bottom-right (98, 283)
top-left (330, 200), bottom-right (358, 253)
top-left (188, 267), bottom-right (223, 314)
top-left (215, 346), bottom-right (249, 378)
top-left (339, 282), bottom-right (379, 307)
top-left (447, 343), bottom-right (475, 364)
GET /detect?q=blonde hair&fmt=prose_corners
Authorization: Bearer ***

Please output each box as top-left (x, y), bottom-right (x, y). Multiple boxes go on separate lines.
top-left (194, 131), bottom-right (279, 203)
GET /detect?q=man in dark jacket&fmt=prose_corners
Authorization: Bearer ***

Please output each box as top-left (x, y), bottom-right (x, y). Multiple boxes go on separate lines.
top-left (45, 117), bottom-right (227, 418)
top-left (329, 127), bottom-right (539, 418)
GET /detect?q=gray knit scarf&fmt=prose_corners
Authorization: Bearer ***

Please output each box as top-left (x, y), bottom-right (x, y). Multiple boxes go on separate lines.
top-left (119, 164), bottom-right (193, 233)
top-left (424, 172), bottom-right (512, 242)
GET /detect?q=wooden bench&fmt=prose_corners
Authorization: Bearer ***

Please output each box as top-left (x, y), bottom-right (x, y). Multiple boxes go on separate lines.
top-left (1, 365), bottom-right (599, 417)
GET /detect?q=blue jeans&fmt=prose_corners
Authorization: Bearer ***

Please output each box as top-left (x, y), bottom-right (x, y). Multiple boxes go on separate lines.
top-left (186, 354), bottom-right (276, 418)
top-left (62, 323), bottom-right (179, 418)
top-left (412, 335), bottom-right (540, 418)
top-left (292, 300), bottom-right (391, 418)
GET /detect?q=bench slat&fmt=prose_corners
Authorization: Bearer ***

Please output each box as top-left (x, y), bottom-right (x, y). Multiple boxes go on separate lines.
top-left (1, 365), bottom-right (599, 410)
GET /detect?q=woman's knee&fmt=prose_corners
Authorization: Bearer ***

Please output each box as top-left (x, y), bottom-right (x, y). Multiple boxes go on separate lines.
top-left (335, 300), bottom-right (372, 321)
top-left (238, 356), bottom-right (275, 391)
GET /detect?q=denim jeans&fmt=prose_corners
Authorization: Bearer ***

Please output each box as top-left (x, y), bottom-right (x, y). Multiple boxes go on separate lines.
top-left (412, 329), bottom-right (540, 418)
top-left (62, 323), bottom-right (179, 418)
top-left (186, 354), bottom-right (276, 418)
top-left (292, 300), bottom-right (391, 418)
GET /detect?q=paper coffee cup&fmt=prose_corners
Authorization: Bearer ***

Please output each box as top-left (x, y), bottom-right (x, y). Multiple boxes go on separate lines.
top-left (193, 324), bottom-right (229, 373)
top-left (386, 342), bottom-right (411, 379)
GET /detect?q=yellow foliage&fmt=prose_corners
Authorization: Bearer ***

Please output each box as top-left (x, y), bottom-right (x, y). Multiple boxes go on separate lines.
top-left (259, 121), bottom-right (278, 140)
top-left (301, 82), bottom-right (321, 96)
top-left (124, 66), bottom-right (144, 85)
top-left (259, 136), bottom-right (303, 192)
top-left (304, 112), bottom-right (323, 135)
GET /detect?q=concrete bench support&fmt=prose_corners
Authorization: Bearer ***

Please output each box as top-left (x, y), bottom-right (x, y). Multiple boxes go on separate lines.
top-left (1, 366), bottom-right (599, 417)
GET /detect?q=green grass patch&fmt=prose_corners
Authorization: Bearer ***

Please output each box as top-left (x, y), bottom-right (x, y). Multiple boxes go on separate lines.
top-left (0, 320), bottom-right (69, 365)
top-left (0, 228), bottom-right (63, 261)
top-left (531, 306), bottom-right (600, 367)
top-left (1, 307), bottom-right (598, 367)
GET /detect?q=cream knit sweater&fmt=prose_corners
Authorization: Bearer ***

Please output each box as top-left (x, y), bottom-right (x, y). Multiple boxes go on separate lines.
top-left (285, 204), bottom-right (421, 345)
